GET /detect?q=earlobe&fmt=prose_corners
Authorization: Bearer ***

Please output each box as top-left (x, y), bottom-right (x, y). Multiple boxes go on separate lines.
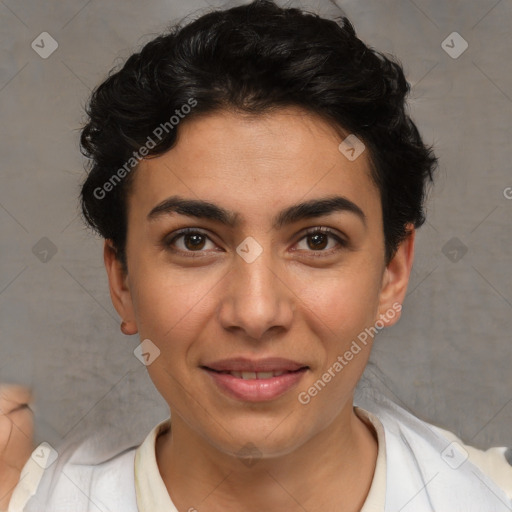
top-left (376, 225), bottom-right (416, 327)
top-left (120, 320), bottom-right (137, 336)
top-left (103, 240), bottom-right (138, 335)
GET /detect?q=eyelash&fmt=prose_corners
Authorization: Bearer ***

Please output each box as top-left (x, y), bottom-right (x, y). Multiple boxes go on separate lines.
top-left (163, 227), bottom-right (347, 257)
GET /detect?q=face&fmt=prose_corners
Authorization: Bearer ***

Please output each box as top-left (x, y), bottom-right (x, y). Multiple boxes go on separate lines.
top-left (105, 107), bottom-right (414, 458)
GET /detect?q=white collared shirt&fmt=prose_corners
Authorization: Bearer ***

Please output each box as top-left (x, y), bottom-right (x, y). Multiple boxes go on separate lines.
top-left (9, 399), bottom-right (512, 511)
top-left (134, 407), bottom-right (387, 511)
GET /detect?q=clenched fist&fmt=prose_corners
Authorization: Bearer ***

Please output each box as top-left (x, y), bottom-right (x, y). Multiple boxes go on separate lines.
top-left (0, 385), bottom-right (34, 512)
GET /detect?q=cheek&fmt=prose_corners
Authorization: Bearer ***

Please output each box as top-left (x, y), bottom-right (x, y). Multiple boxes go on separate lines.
top-left (294, 268), bottom-right (381, 408)
top-left (129, 268), bottom-right (219, 401)
top-left (295, 262), bottom-right (383, 339)
top-left (132, 270), bottom-right (215, 338)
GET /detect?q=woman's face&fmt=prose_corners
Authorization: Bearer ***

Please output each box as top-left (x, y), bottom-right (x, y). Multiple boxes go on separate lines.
top-left (106, 107), bottom-right (413, 458)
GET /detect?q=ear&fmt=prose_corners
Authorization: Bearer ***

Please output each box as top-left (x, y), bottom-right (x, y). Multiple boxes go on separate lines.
top-left (376, 224), bottom-right (415, 327)
top-left (103, 240), bottom-right (138, 335)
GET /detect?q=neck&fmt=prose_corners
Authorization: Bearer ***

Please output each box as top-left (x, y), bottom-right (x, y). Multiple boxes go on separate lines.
top-left (156, 401), bottom-right (378, 512)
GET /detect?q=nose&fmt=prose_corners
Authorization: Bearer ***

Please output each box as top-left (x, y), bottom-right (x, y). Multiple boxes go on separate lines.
top-left (217, 246), bottom-right (295, 341)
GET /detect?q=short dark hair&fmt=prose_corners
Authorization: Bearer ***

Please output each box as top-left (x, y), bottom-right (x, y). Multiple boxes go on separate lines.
top-left (79, 0), bottom-right (437, 272)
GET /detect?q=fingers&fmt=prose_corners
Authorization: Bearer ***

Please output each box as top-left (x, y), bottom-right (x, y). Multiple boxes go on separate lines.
top-left (0, 406), bottom-right (34, 467)
top-left (0, 384), bottom-right (34, 461)
top-left (0, 462), bottom-right (23, 511)
top-left (0, 386), bottom-right (33, 415)
top-left (0, 385), bottom-right (35, 512)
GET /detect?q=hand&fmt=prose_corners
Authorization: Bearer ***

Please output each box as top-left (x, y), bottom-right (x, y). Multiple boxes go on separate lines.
top-left (0, 385), bottom-right (34, 511)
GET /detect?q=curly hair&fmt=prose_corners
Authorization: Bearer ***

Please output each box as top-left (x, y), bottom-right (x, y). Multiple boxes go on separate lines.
top-left (79, 0), bottom-right (437, 272)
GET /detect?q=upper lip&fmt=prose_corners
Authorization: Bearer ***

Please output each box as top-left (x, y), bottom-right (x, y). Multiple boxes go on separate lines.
top-left (202, 357), bottom-right (308, 373)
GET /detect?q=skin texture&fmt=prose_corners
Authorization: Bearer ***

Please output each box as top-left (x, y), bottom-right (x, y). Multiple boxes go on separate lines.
top-left (105, 106), bottom-right (415, 512)
top-left (0, 385), bottom-right (34, 511)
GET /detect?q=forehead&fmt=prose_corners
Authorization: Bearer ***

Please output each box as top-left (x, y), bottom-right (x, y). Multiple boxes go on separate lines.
top-left (127, 107), bottom-right (381, 228)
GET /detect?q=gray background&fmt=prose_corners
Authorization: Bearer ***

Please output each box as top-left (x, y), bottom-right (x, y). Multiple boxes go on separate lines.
top-left (0, 0), bottom-right (511, 453)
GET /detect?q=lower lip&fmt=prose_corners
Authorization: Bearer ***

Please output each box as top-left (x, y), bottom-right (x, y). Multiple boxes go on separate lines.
top-left (203, 368), bottom-right (308, 402)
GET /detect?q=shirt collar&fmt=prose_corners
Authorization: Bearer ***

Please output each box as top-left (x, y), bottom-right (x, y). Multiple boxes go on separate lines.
top-left (134, 407), bottom-right (386, 512)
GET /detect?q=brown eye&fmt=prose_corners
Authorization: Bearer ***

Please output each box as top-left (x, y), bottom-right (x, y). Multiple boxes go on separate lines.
top-left (164, 229), bottom-right (217, 253)
top-left (307, 232), bottom-right (329, 250)
top-left (295, 228), bottom-right (346, 254)
top-left (183, 233), bottom-right (207, 250)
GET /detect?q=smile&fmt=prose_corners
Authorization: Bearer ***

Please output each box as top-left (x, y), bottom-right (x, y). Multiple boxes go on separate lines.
top-left (202, 367), bottom-right (308, 402)
top-left (210, 369), bottom-right (296, 379)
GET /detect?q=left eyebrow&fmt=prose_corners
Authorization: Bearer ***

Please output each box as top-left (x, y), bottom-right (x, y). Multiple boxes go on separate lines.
top-left (147, 195), bottom-right (367, 229)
